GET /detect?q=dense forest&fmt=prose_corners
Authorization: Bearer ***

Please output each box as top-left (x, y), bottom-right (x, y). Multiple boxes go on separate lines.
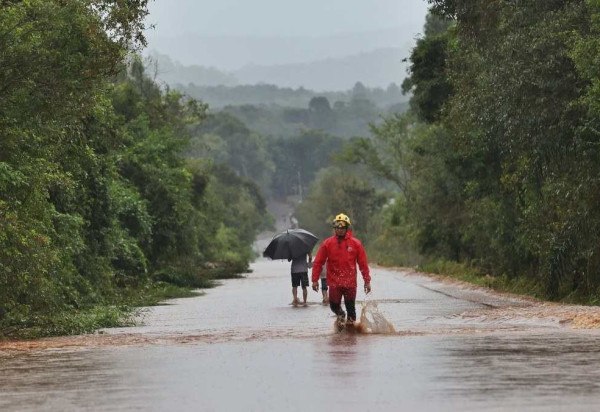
top-left (0, 1), bottom-right (271, 338)
top-left (297, 0), bottom-right (600, 303)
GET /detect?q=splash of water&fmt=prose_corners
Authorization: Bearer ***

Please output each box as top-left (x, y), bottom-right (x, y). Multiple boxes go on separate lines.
top-left (357, 300), bottom-right (396, 334)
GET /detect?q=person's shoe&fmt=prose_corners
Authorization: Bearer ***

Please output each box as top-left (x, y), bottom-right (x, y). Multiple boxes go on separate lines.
top-left (335, 313), bottom-right (346, 331)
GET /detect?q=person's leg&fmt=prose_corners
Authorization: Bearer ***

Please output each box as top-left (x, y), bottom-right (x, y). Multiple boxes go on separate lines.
top-left (291, 273), bottom-right (301, 305)
top-left (300, 273), bottom-right (309, 305)
top-left (328, 286), bottom-right (345, 318)
top-left (342, 287), bottom-right (358, 322)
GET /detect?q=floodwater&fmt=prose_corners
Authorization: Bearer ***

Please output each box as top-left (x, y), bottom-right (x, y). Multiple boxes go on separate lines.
top-left (3, 259), bottom-right (600, 411)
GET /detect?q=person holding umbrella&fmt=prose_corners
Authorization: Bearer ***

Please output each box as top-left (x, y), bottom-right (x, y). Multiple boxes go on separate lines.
top-left (311, 213), bottom-right (371, 327)
top-left (290, 252), bottom-right (312, 306)
top-left (263, 228), bottom-right (319, 306)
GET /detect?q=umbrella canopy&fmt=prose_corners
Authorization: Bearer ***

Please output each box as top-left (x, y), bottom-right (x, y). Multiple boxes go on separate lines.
top-left (263, 228), bottom-right (319, 260)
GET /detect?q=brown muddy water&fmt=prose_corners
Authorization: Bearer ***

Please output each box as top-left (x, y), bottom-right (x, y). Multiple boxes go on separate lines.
top-left (2, 257), bottom-right (600, 411)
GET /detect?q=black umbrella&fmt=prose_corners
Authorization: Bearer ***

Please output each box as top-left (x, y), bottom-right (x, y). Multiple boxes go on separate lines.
top-left (263, 228), bottom-right (319, 260)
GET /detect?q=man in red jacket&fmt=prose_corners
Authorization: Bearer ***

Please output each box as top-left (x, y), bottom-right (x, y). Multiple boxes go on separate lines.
top-left (311, 213), bottom-right (371, 326)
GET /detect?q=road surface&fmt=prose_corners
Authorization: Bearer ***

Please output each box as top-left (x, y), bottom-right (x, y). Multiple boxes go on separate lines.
top-left (2, 252), bottom-right (600, 411)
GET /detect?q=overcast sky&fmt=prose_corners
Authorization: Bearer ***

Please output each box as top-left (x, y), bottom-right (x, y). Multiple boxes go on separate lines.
top-left (145, 0), bottom-right (430, 38)
top-left (143, 0), bottom-right (430, 74)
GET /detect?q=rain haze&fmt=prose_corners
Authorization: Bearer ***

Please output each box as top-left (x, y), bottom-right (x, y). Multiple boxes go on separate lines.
top-left (143, 0), bottom-right (430, 90)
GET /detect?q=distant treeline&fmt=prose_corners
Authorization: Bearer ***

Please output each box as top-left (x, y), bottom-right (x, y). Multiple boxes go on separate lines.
top-left (294, 2), bottom-right (600, 303)
top-left (0, 1), bottom-right (269, 337)
top-left (220, 97), bottom-right (408, 139)
top-left (176, 82), bottom-right (408, 110)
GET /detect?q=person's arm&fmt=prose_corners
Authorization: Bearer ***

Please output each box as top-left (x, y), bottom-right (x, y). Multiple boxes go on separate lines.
top-left (311, 243), bottom-right (327, 291)
top-left (356, 241), bottom-right (371, 293)
top-left (307, 252), bottom-right (313, 268)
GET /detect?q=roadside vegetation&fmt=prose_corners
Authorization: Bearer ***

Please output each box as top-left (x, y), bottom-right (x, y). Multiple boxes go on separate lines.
top-left (0, 1), bottom-right (269, 339)
top-left (296, 1), bottom-right (600, 305)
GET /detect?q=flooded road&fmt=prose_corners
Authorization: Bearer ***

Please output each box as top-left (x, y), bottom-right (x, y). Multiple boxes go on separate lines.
top-left (2, 258), bottom-right (600, 411)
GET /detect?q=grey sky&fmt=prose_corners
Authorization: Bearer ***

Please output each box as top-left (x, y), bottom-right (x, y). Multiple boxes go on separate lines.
top-left (145, 0), bottom-right (430, 38)
top-left (143, 0), bottom-right (430, 89)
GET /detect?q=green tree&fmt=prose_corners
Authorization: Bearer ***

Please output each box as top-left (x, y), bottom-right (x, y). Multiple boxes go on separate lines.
top-left (308, 96), bottom-right (336, 130)
top-left (401, 14), bottom-right (454, 123)
top-left (295, 166), bottom-right (386, 241)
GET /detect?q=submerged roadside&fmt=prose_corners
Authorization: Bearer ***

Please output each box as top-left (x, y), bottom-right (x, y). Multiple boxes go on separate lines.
top-left (3, 258), bottom-right (600, 354)
top-left (415, 259), bottom-right (600, 306)
top-left (0, 268), bottom-right (248, 341)
top-left (7, 200), bottom-right (598, 341)
top-left (383, 262), bottom-right (600, 330)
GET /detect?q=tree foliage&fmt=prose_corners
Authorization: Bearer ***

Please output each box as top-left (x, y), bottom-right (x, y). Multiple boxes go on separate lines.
top-left (401, 14), bottom-right (454, 123)
top-left (0, 1), bottom-right (267, 337)
top-left (344, 2), bottom-right (600, 302)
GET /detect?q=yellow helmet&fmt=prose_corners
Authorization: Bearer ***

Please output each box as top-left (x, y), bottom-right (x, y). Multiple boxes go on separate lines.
top-left (332, 213), bottom-right (351, 227)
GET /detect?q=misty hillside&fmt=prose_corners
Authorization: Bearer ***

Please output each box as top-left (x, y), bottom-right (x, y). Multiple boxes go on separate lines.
top-left (146, 54), bottom-right (238, 87)
top-left (147, 47), bottom-right (410, 91)
top-left (233, 48), bottom-right (408, 91)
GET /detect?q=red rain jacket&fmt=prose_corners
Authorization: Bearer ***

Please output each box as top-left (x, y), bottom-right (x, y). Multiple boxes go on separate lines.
top-left (311, 229), bottom-right (370, 288)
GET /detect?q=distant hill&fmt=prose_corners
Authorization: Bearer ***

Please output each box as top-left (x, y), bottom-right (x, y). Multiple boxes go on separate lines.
top-left (233, 48), bottom-right (409, 91)
top-left (146, 47), bottom-right (410, 92)
top-left (144, 28), bottom-right (418, 70)
top-left (146, 52), bottom-right (238, 87)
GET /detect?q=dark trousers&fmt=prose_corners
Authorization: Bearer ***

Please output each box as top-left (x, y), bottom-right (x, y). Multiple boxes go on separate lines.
top-left (328, 286), bottom-right (357, 321)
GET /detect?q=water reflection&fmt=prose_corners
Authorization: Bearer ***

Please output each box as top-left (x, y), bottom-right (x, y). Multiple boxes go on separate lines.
top-left (0, 349), bottom-right (136, 411)
top-left (434, 331), bottom-right (600, 409)
top-left (326, 332), bottom-right (359, 377)
top-left (328, 329), bottom-right (359, 349)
